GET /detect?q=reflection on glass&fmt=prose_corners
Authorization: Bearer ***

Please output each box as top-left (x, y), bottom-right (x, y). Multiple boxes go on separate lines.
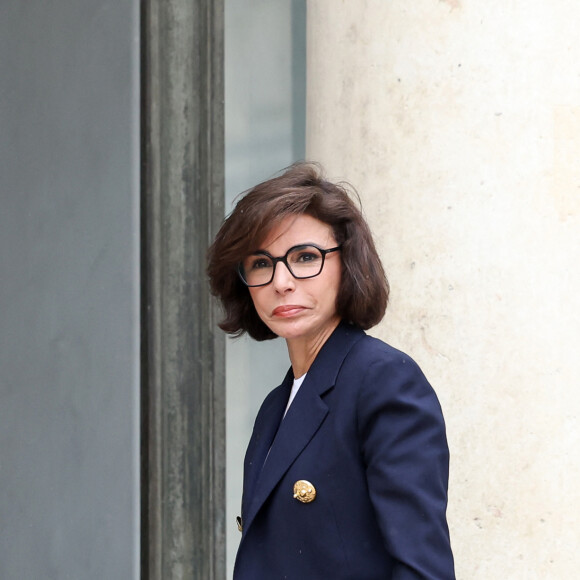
top-left (224, 0), bottom-right (306, 576)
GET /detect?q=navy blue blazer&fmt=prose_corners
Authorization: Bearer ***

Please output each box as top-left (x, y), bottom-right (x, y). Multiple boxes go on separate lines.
top-left (234, 323), bottom-right (455, 580)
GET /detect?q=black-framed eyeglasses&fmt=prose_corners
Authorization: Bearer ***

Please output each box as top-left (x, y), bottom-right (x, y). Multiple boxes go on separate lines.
top-left (238, 244), bottom-right (342, 287)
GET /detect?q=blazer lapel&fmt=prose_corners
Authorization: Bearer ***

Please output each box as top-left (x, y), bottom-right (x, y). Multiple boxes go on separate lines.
top-left (241, 323), bottom-right (365, 536)
top-left (241, 371), bottom-right (292, 524)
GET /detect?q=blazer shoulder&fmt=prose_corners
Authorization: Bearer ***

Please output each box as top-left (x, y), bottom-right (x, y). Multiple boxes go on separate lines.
top-left (347, 333), bottom-right (424, 373)
top-left (340, 333), bottom-right (440, 408)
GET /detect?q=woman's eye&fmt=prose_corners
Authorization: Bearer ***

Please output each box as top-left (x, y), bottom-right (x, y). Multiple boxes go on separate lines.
top-left (295, 251), bottom-right (318, 263)
top-left (250, 257), bottom-right (271, 270)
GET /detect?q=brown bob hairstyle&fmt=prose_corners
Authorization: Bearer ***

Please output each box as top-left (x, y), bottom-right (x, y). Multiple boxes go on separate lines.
top-left (207, 162), bottom-right (389, 341)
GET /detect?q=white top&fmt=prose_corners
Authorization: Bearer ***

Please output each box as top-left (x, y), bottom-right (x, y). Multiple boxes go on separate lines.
top-left (283, 373), bottom-right (307, 417)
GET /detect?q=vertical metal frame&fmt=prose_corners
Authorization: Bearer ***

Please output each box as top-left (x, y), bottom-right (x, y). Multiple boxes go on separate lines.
top-left (141, 1), bottom-right (225, 578)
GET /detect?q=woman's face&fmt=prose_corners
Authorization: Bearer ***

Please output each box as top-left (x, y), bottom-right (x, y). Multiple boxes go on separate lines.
top-left (247, 214), bottom-right (342, 346)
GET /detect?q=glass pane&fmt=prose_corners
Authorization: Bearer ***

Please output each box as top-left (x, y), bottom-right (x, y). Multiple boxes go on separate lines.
top-left (224, 0), bottom-right (306, 575)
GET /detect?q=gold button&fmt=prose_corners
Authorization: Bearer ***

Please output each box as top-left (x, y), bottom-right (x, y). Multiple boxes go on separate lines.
top-left (236, 516), bottom-right (243, 532)
top-left (293, 480), bottom-right (316, 503)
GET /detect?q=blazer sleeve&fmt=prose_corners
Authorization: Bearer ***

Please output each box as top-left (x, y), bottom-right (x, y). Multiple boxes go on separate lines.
top-left (356, 353), bottom-right (455, 580)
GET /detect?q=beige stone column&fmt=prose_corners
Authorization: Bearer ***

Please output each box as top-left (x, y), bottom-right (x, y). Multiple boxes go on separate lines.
top-left (307, 1), bottom-right (580, 577)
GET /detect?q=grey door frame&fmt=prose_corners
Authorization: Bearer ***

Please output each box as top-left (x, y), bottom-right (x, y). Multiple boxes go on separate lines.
top-left (141, 1), bottom-right (226, 578)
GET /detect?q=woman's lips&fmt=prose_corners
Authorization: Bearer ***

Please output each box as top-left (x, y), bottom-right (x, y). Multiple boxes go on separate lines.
top-left (272, 305), bottom-right (306, 317)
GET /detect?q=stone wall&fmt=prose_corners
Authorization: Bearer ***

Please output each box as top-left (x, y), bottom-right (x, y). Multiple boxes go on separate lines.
top-left (307, 1), bottom-right (580, 577)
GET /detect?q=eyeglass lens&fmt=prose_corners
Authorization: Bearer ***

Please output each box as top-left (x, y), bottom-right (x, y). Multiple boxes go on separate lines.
top-left (241, 245), bottom-right (325, 286)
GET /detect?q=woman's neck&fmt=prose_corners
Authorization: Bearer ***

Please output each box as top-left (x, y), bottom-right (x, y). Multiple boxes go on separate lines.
top-left (285, 319), bottom-right (340, 378)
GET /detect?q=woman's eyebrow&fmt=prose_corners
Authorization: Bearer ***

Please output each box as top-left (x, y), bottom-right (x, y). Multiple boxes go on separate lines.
top-left (254, 243), bottom-right (318, 255)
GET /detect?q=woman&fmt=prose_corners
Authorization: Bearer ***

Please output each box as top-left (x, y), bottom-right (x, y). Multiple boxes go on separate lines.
top-left (208, 162), bottom-right (455, 579)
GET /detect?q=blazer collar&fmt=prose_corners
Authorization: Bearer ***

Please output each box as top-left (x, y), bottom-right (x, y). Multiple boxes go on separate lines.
top-left (241, 323), bottom-right (365, 535)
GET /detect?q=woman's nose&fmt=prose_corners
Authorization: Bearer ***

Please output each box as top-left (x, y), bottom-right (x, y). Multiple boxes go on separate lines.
top-left (271, 261), bottom-right (295, 293)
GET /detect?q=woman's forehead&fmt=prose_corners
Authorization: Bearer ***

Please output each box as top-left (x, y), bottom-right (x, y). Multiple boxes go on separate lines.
top-left (256, 214), bottom-right (335, 252)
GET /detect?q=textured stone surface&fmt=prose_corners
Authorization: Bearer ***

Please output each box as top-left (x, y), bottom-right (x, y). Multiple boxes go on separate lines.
top-left (141, 0), bottom-right (225, 578)
top-left (307, 1), bottom-right (580, 577)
